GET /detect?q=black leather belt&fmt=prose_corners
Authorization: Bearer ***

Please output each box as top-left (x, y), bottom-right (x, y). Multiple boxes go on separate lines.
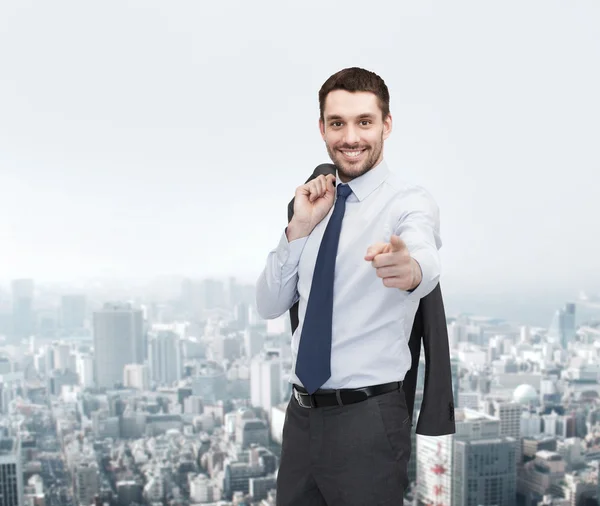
top-left (293, 381), bottom-right (402, 408)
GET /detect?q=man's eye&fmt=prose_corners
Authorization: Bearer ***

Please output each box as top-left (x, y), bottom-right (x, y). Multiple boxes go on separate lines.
top-left (330, 122), bottom-right (342, 127)
top-left (360, 120), bottom-right (371, 126)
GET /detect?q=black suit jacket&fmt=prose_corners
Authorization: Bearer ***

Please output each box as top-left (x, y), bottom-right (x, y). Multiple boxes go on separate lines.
top-left (286, 163), bottom-right (456, 436)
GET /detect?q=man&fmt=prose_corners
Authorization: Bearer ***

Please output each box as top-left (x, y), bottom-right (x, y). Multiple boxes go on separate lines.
top-left (256, 67), bottom-right (442, 505)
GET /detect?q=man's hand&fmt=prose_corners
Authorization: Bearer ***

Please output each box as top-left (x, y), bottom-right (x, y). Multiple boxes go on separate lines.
top-left (364, 235), bottom-right (422, 291)
top-left (287, 174), bottom-right (336, 241)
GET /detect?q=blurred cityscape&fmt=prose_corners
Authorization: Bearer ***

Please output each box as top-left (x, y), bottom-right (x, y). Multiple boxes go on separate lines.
top-left (1, 276), bottom-right (600, 506)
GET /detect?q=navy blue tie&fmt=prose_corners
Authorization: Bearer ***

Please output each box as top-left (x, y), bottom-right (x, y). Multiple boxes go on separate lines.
top-left (295, 182), bottom-right (353, 394)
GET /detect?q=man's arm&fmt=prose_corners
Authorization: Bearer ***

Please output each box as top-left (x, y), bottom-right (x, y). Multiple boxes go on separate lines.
top-left (395, 186), bottom-right (442, 301)
top-left (255, 228), bottom-right (309, 320)
top-left (257, 167), bottom-right (337, 320)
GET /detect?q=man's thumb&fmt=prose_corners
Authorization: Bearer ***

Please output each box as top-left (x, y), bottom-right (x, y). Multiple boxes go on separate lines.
top-left (390, 235), bottom-right (407, 252)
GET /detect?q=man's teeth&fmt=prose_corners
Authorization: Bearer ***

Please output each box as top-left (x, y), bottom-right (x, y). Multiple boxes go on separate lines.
top-left (343, 150), bottom-right (363, 157)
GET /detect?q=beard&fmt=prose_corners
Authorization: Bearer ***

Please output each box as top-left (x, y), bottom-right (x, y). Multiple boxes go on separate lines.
top-left (325, 133), bottom-right (384, 182)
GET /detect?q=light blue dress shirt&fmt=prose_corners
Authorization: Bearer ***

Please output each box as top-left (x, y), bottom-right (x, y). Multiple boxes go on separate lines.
top-left (256, 159), bottom-right (442, 389)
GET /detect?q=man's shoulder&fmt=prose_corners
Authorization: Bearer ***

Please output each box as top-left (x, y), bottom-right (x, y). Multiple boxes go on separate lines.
top-left (311, 163), bottom-right (336, 178)
top-left (384, 170), bottom-right (437, 204)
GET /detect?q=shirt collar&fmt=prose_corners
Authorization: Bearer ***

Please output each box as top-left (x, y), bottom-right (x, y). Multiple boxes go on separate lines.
top-left (336, 158), bottom-right (390, 202)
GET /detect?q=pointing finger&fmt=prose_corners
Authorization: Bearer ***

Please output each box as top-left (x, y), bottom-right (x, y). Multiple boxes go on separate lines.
top-left (364, 242), bottom-right (389, 261)
top-left (390, 235), bottom-right (408, 253)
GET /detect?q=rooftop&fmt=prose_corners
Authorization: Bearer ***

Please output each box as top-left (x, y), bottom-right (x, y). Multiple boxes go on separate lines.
top-left (537, 450), bottom-right (562, 461)
top-left (0, 438), bottom-right (16, 455)
top-left (454, 408), bottom-right (497, 423)
top-left (457, 437), bottom-right (512, 445)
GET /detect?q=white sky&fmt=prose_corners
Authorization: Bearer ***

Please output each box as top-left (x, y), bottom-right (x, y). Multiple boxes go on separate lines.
top-left (0, 0), bottom-right (598, 301)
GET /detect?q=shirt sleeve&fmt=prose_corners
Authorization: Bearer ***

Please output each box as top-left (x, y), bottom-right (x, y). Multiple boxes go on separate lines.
top-left (394, 186), bottom-right (442, 301)
top-left (255, 228), bottom-right (308, 319)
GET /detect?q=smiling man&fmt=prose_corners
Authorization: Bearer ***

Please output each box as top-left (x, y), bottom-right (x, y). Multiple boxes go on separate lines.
top-left (256, 67), bottom-right (443, 505)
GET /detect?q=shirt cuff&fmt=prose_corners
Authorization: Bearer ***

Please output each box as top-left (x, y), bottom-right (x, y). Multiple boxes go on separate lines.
top-left (276, 228), bottom-right (308, 274)
top-left (404, 247), bottom-right (440, 301)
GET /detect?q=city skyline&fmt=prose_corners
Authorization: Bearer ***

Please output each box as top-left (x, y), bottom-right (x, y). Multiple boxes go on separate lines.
top-left (0, 273), bottom-right (597, 329)
top-left (1, 269), bottom-right (599, 505)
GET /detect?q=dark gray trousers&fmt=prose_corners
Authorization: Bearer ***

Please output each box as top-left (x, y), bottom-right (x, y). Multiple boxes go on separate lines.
top-left (276, 386), bottom-right (411, 506)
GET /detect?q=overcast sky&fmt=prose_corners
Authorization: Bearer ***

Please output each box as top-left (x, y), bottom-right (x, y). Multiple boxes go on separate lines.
top-left (1, 0), bottom-right (598, 302)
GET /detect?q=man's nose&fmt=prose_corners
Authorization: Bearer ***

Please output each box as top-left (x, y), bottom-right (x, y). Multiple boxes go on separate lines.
top-left (343, 125), bottom-right (360, 145)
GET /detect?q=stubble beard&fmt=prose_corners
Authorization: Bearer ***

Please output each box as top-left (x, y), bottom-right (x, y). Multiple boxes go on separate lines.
top-left (326, 134), bottom-right (384, 182)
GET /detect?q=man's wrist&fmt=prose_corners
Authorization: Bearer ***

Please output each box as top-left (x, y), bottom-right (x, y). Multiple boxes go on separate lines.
top-left (286, 220), bottom-right (312, 242)
top-left (409, 258), bottom-right (423, 291)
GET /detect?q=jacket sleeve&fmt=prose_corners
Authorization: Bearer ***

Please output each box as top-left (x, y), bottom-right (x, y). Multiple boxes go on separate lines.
top-left (403, 300), bottom-right (423, 426)
top-left (413, 283), bottom-right (456, 436)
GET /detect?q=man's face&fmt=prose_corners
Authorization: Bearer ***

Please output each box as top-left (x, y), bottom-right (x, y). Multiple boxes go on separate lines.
top-left (319, 90), bottom-right (392, 182)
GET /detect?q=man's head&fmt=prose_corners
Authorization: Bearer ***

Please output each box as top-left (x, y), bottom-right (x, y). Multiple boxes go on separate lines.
top-left (318, 67), bottom-right (392, 182)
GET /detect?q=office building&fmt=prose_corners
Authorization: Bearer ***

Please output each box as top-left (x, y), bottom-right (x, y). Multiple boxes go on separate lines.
top-left (0, 437), bottom-right (24, 506)
top-left (93, 302), bottom-right (144, 389)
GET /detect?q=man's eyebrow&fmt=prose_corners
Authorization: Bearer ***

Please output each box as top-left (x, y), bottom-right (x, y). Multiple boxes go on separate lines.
top-left (325, 113), bottom-right (376, 121)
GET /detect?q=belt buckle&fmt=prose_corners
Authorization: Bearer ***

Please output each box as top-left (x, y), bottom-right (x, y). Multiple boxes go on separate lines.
top-left (293, 387), bottom-right (315, 408)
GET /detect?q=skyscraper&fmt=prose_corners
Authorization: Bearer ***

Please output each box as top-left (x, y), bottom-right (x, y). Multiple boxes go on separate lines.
top-left (0, 437), bottom-right (24, 506)
top-left (417, 408), bottom-right (517, 506)
top-left (548, 302), bottom-right (576, 349)
top-left (450, 355), bottom-right (460, 406)
top-left (93, 302), bottom-right (144, 389)
top-left (250, 352), bottom-right (282, 415)
top-left (490, 400), bottom-right (524, 465)
top-left (10, 278), bottom-right (34, 341)
top-left (61, 294), bottom-right (86, 331)
top-left (453, 437), bottom-right (517, 506)
top-left (73, 461), bottom-right (100, 506)
top-left (148, 330), bottom-right (181, 386)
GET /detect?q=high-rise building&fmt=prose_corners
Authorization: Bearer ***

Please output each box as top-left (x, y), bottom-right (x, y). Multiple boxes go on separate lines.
top-left (148, 330), bottom-right (181, 387)
top-left (250, 353), bottom-right (282, 415)
top-left (416, 430), bottom-right (453, 505)
top-left (453, 436), bottom-right (517, 506)
top-left (0, 437), bottom-right (24, 506)
top-left (93, 302), bottom-right (144, 389)
top-left (52, 341), bottom-right (73, 371)
top-left (181, 278), bottom-right (226, 319)
top-left (75, 352), bottom-right (94, 389)
top-left (11, 279), bottom-right (34, 341)
top-left (548, 302), bottom-right (576, 349)
top-left (234, 302), bottom-right (249, 330)
top-left (517, 450), bottom-right (566, 503)
top-left (521, 411), bottom-right (542, 438)
top-left (191, 361), bottom-right (227, 403)
top-left (123, 364), bottom-right (150, 391)
top-left (189, 474), bottom-right (217, 503)
top-left (243, 329), bottom-right (264, 359)
top-left (487, 400), bottom-right (523, 464)
top-left (417, 408), bottom-right (517, 506)
top-left (74, 461), bottom-right (99, 506)
top-left (61, 294), bottom-right (86, 331)
top-left (450, 356), bottom-right (460, 406)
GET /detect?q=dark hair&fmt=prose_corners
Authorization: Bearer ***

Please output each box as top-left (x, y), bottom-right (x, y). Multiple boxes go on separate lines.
top-left (318, 67), bottom-right (390, 121)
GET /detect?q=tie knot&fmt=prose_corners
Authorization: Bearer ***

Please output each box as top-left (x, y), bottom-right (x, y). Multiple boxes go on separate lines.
top-left (336, 183), bottom-right (352, 199)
